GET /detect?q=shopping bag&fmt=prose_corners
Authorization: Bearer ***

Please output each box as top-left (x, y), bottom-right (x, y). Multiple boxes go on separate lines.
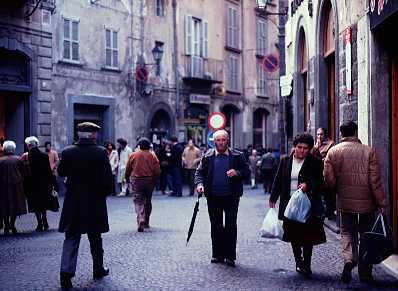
top-left (259, 208), bottom-right (283, 239)
top-left (361, 213), bottom-right (393, 265)
top-left (283, 189), bottom-right (311, 223)
top-left (47, 190), bottom-right (60, 212)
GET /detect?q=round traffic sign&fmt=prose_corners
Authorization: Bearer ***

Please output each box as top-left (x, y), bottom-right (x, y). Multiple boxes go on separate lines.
top-left (207, 130), bottom-right (215, 148)
top-left (135, 66), bottom-right (149, 81)
top-left (208, 112), bottom-right (226, 131)
top-left (261, 54), bottom-right (279, 73)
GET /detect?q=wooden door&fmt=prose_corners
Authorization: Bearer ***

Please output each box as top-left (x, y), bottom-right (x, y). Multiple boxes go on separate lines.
top-left (327, 54), bottom-right (336, 141)
top-left (392, 56), bottom-right (398, 251)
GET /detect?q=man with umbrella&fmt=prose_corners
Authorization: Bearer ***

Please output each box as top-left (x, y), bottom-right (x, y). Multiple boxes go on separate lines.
top-left (57, 122), bottom-right (113, 289)
top-left (194, 129), bottom-right (249, 267)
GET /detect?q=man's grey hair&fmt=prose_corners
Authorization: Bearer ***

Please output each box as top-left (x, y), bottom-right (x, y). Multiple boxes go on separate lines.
top-left (24, 136), bottom-right (39, 147)
top-left (213, 129), bottom-right (229, 139)
top-left (3, 140), bottom-right (16, 153)
top-left (77, 131), bottom-right (97, 139)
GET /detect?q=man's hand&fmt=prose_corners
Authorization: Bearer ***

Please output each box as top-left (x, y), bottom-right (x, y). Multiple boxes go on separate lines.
top-left (196, 184), bottom-right (204, 195)
top-left (227, 169), bottom-right (238, 177)
top-left (269, 201), bottom-right (276, 208)
top-left (298, 183), bottom-right (308, 193)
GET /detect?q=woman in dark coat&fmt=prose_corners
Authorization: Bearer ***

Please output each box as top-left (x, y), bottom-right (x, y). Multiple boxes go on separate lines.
top-left (21, 136), bottom-right (54, 231)
top-left (0, 141), bottom-right (27, 235)
top-left (269, 133), bottom-right (326, 276)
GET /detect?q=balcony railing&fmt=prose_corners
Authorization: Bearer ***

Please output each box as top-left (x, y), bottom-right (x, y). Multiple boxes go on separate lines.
top-left (184, 56), bottom-right (223, 82)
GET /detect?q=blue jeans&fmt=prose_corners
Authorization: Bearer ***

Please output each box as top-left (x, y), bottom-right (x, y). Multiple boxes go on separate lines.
top-left (171, 167), bottom-right (183, 195)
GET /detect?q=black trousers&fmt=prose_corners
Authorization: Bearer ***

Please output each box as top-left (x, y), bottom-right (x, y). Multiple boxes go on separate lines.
top-left (60, 232), bottom-right (104, 275)
top-left (206, 195), bottom-right (240, 260)
top-left (186, 169), bottom-right (196, 195)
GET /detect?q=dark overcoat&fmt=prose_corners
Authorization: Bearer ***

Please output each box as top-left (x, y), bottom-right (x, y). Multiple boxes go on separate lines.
top-left (0, 154), bottom-right (27, 220)
top-left (23, 147), bottom-right (54, 212)
top-left (194, 148), bottom-right (250, 197)
top-left (57, 139), bottom-right (112, 234)
top-left (270, 153), bottom-right (326, 246)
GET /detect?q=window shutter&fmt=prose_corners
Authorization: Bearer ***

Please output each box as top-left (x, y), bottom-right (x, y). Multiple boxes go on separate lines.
top-left (202, 20), bottom-right (208, 58)
top-left (227, 8), bottom-right (231, 47)
top-left (185, 15), bottom-right (192, 55)
top-left (233, 9), bottom-right (237, 48)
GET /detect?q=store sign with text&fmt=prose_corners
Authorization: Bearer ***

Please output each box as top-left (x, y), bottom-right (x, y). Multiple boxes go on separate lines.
top-left (369, 0), bottom-right (398, 30)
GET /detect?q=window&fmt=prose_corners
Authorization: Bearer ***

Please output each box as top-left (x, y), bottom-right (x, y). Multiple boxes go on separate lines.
top-left (257, 61), bottom-right (267, 95)
top-left (257, 20), bottom-right (267, 56)
top-left (105, 29), bottom-right (118, 68)
top-left (185, 16), bottom-right (208, 58)
top-left (228, 54), bottom-right (239, 91)
top-left (63, 18), bottom-right (79, 61)
top-left (227, 7), bottom-right (239, 48)
top-left (155, 0), bottom-right (164, 17)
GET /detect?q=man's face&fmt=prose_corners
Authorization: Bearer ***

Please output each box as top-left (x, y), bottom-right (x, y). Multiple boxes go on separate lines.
top-left (294, 143), bottom-right (310, 160)
top-left (316, 129), bottom-right (325, 142)
top-left (46, 144), bottom-right (51, 151)
top-left (214, 134), bottom-right (229, 153)
top-left (188, 140), bottom-right (193, 147)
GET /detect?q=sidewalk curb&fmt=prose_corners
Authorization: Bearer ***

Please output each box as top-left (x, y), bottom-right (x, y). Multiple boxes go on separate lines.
top-left (382, 255), bottom-right (398, 279)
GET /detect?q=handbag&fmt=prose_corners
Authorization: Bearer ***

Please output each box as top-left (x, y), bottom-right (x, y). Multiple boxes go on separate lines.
top-left (361, 213), bottom-right (393, 265)
top-left (48, 190), bottom-right (60, 212)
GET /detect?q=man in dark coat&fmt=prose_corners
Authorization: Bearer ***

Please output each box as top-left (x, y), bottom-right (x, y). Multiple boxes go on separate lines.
top-left (195, 129), bottom-right (250, 267)
top-left (57, 122), bottom-right (112, 290)
top-left (22, 136), bottom-right (54, 231)
top-left (169, 136), bottom-right (184, 197)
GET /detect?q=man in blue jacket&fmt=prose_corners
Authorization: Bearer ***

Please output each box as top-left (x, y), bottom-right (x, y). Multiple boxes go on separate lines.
top-left (195, 129), bottom-right (249, 267)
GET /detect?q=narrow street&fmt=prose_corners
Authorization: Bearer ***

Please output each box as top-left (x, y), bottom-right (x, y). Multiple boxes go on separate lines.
top-left (0, 187), bottom-right (397, 290)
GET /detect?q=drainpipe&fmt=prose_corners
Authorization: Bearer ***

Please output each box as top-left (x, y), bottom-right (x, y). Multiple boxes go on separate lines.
top-left (172, 0), bottom-right (180, 122)
top-left (241, 0), bottom-right (246, 149)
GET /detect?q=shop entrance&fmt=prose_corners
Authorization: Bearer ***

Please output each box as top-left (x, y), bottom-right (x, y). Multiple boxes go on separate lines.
top-left (392, 55), bottom-right (398, 251)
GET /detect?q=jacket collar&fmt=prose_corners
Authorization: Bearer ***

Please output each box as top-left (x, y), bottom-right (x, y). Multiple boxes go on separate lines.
top-left (75, 138), bottom-right (96, 145)
top-left (205, 147), bottom-right (238, 158)
top-left (341, 136), bottom-right (362, 144)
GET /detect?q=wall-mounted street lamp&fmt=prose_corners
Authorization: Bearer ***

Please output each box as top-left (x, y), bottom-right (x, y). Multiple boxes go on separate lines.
top-left (256, 0), bottom-right (288, 16)
top-left (152, 41), bottom-right (164, 76)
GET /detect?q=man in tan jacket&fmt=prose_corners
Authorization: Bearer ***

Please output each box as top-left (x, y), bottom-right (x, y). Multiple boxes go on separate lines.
top-left (323, 121), bottom-right (387, 284)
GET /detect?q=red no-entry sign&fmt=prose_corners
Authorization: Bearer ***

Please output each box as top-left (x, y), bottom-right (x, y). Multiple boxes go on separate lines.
top-left (135, 66), bottom-right (149, 82)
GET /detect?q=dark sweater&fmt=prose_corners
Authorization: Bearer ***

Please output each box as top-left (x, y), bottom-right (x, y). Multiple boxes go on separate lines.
top-left (212, 154), bottom-right (230, 196)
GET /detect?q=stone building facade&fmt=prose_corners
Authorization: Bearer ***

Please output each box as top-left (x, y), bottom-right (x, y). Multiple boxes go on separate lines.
top-left (0, 0), bottom-right (55, 154)
top-left (283, 0), bottom-right (398, 251)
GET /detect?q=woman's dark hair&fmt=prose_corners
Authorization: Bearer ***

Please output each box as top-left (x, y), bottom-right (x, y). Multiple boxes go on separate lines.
top-left (317, 127), bottom-right (327, 135)
top-left (293, 133), bottom-right (314, 150)
top-left (340, 121), bottom-right (358, 137)
top-left (116, 138), bottom-right (128, 147)
top-left (44, 141), bottom-right (51, 148)
top-left (138, 137), bottom-right (151, 150)
top-left (104, 141), bottom-right (116, 150)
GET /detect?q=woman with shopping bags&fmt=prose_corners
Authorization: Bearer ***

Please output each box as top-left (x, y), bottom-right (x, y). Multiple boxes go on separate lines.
top-left (269, 133), bottom-right (326, 276)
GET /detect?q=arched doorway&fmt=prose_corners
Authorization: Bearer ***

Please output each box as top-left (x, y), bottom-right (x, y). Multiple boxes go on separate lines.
top-left (0, 48), bottom-right (31, 153)
top-left (221, 105), bottom-right (240, 148)
top-left (253, 108), bottom-right (269, 149)
top-left (298, 28), bottom-right (309, 132)
top-left (323, 1), bottom-right (336, 141)
top-left (150, 109), bottom-right (172, 145)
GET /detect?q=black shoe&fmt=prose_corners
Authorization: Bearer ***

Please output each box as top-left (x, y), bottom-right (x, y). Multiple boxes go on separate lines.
top-left (93, 267), bottom-right (109, 279)
top-left (10, 226), bottom-right (17, 235)
top-left (60, 272), bottom-right (73, 289)
top-left (225, 259), bottom-right (236, 267)
top-left (359, 276), bottom-right (375, 284)
top-left (35, 223), bottom-right (43, 232)
top-left (341, 262), bottom-right (354, 283)
top-left (302, 265), bottom-right (312, 277)
top-left (43, 221), bottom-right (49, 231)
top-left (210, 257), bottom-right (224, 264)
top-left (3, 228), bottom-right (10, 236)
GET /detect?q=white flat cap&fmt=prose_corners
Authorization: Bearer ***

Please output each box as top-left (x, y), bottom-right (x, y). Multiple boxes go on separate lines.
top-left (25, 136), bottom-right (39, 146)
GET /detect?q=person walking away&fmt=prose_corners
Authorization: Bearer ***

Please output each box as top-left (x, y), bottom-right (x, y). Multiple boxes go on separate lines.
top-left (269, 133), bottom-right (326, 276)
top-left (116, 138), bottom-right (132, 197)
top-left (45, 141), bottom-right (60, 193)
top-left (125, 138), bottom-right (161, 232)
top-left (159, 143), bottom-right (173, 194)
top-left (323, 121), bottom-right (387, 284)
top-left (0, 141), bottom-right (27, 235)
top-left (195, 129), bottom-right (250, 267)
top-left (169, 136), bottom-right (184, 197)
top-left (311, 127), bottom-right (336, 219)
top-left (248, 149), bottom-right (259, 189)
top-left (57, 122), bottom-right (112, 289)
top-left (105, 142), bottom-right (119, 195)
top-left (182, 139), bottom-right (201, 196)
top-left (260, 148), bottom-right (276, 194)
top-left (21, 136), bottom-right (53, 232)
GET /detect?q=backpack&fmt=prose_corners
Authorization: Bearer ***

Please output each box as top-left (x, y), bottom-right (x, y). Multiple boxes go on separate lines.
top-left (260, 153), bottom-right (275, 170)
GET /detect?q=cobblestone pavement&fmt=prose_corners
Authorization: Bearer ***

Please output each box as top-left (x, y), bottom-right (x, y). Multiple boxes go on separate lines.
top-left (1, 187), bottom-right (397, 291)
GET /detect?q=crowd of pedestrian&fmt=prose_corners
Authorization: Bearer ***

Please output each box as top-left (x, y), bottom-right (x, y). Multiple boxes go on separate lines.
top-left (0, 120), bottom-right (389, 290)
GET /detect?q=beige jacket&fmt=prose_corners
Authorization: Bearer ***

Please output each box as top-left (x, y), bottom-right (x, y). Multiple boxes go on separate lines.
top-left (323, 137), bottom-right (387, 213)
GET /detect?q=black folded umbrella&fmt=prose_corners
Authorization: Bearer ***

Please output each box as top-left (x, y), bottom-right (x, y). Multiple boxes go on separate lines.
top-left (186, 194), bottom-right (202, 246)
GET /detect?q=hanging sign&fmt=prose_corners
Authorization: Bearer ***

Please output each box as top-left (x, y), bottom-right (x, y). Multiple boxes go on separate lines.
top-left (345, 27), bottom-right (352, 95)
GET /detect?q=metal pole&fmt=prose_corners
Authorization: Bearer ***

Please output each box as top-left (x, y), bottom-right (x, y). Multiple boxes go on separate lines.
top-left (172, 0), bottom-right (180, 120)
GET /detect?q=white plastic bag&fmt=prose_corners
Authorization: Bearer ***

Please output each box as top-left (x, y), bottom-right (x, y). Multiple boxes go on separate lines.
top-left (283, 189), bottom-right (311, 223)
top-left (259, 208), bottom-right (283, 239)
